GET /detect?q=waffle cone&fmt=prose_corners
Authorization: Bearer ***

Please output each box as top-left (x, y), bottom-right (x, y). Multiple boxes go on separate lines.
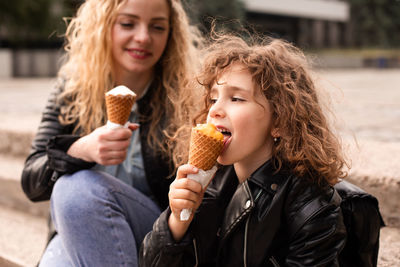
top-left (105, 94), bottom-right (136, 125)
top-left (188, 128), bottom-right (224, 170)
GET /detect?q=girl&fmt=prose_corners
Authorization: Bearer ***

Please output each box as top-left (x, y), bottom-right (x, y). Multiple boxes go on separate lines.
top-left (140, 35), bottom-right (348, 266)
top-left (21, 0), bottom-right (201, 266)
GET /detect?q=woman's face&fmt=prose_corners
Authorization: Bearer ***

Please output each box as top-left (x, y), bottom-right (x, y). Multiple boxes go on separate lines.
top-left (111, 0), bottom-right (170, 76)
top-left (207, 63), bottom-right (275, 179)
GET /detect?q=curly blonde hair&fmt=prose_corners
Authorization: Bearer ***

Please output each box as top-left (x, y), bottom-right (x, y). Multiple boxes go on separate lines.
top-left (195, 34), bottom-right (348, 185)
top-left (58, 0), bottom-right (202, 165)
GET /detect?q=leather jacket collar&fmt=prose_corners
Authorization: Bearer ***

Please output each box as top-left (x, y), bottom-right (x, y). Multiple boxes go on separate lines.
top-left (218, 160), bottom-right (289, 241)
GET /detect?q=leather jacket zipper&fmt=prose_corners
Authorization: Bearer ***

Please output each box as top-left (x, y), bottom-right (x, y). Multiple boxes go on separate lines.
top-left (269, 256), bottom-right (280, 267)
top-left (193, 238), bottom-right (199, 267)
top-left (243, 215), bottom-right (250, 267)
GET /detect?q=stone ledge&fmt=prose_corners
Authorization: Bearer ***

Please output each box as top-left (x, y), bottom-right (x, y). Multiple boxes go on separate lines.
top-left (0, 206), bottom-right (47, 267)
top-left (0, 155), bottom-right (49, 218)
top-left (378, 227), bottom-right (400, 266)
top-left (0, 129), bottom-right (34, 159)
top-left (347, 175), bottom-right (400, 228)
top-left (344, 139), bottom-right (400, 227)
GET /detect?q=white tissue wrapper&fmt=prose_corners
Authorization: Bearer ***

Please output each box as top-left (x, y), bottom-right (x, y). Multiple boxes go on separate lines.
top-left (106, 120), bottom-right (130, 130)
top-left (180, 166), bottom-right (218, 221)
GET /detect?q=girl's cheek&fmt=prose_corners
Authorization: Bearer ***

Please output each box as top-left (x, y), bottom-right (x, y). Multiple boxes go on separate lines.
top-left (206, 114), bottom-right (212, 123)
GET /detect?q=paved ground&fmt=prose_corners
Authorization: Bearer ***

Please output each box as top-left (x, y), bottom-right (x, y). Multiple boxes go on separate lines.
top-left (0, 78), bottom-right (55, 133)
top-left (317, 69), bottom-right (400, 266)
top-left (0, 69), bottom-right (399, 265)
top-left (317, 69), bottom-right (400, 142)
top-left (317, 69), bottom-right (400, 222)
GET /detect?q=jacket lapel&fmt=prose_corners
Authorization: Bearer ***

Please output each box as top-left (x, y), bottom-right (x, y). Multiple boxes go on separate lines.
top-left (220, 180), bottom-right (254, 240)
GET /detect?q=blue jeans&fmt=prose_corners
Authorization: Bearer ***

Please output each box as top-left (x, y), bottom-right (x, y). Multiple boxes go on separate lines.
top-left (39, 170), bottom-right (161, 267)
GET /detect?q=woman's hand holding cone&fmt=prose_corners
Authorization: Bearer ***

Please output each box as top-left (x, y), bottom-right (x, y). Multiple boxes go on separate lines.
top-left (67, 123), bottom-right (139, 165)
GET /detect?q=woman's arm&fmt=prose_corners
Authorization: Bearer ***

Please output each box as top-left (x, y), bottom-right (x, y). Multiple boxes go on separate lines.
top-left (21, 84), bottom-right (93, 201)
top-left (21, 80), bottom-right (140, 202)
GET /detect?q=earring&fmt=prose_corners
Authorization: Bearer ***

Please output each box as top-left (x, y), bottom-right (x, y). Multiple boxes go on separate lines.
top-left (274, 137), bottom-right (278, 142)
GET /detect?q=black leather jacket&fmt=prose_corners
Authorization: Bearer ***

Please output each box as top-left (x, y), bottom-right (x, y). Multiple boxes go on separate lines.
top-left (140, 161), bottom-right (346, 266)
top-left (21, 79), bottom-right (174, 209)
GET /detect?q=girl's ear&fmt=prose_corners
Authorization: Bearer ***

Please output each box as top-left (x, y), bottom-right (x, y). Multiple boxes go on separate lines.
top-left (271, 128), bottom-right (280, 138)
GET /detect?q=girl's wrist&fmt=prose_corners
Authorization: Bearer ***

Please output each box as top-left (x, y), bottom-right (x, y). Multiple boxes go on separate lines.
top-left (168, 213), bottom-right (191, 242)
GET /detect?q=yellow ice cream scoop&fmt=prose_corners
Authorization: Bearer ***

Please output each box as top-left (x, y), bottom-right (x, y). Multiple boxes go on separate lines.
top-left (194, 123), bottom-right (223, 140)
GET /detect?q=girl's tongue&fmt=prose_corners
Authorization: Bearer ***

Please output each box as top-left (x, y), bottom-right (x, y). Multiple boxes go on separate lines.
top-left (221, 132), bottom-right (232, 154)
top-left (216, 126), bottom-right (232, 154)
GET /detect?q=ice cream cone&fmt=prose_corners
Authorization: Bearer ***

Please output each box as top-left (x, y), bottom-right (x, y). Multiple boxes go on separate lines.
top-left (188, 123), bottom-right (224, 170)
top-left (105, 86), bottom-right (136, 126)
top-left (181, 123), bottom-right (224, 221)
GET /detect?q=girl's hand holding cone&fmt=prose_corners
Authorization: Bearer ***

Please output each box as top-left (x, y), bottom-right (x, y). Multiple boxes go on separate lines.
top-left (172, 123), bottom-right (224, 221)
top-left (168, 164), bottom-right (204, 241)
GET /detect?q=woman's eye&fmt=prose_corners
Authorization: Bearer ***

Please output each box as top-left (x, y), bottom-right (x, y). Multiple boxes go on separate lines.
top-left (209, 98), bottom-right (217, 104)
top-left (152, 25), bottom-right (166, 31)
top-left (120, 22), bottom-right (134, 28)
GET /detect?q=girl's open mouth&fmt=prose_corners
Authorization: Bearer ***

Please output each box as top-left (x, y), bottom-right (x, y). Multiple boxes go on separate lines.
top-left (217, 127), bottom-right (232, 153)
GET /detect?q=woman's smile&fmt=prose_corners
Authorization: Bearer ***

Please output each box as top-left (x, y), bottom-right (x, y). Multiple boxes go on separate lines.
top-left (126, 48), bottom-right (152, 59)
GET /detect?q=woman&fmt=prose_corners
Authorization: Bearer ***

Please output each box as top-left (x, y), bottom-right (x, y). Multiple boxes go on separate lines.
top-left (21, 0), bottom-right (201, 265)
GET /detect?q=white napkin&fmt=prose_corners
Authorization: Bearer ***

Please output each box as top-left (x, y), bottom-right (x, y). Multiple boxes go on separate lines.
top-left (180, 166), bottom-right (218, 221)
top-left (106, 121), bottom-right (129, 130)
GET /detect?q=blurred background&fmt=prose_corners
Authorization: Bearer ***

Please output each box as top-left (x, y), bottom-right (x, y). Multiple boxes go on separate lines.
top-left (0, 0), bottom-right (400, 77)
top-left (0, 0), bottom-right (399, 266)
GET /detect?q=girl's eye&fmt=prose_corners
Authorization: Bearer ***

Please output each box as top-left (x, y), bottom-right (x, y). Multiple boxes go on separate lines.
top-left (232, 97), bottom-right (244, 102)
top-left (209, 98), bottom-right (217, 104)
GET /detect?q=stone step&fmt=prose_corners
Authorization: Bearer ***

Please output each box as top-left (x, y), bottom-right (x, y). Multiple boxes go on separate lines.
top-left (0, 206), bottom-right (397, 267)
top-left (0, 205), bottom-right (48, 267)
top-left (348, 175), bottom-right (400, 228)
top-left (345, 139), bottom-right (400, 228)
top-left (0, 128), bottom-right (34, 159)
top-left (378, 226), bottom-right (400, 266)
top-left (0, 78), bottom-right (53, 159)
top-left (0, 154), bottom-right (49, 218)
top-left (0, 149), bottom-right (398, 265)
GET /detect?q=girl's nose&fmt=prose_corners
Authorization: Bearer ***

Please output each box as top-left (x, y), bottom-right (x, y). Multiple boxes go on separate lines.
top-left (208, 100), bottom-right (225, 118)
top-left (134, 25), bottom-right (150, 44)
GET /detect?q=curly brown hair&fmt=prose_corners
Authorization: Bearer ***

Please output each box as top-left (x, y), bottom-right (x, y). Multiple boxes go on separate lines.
top-left (194, 34), bottom-right (348, 185)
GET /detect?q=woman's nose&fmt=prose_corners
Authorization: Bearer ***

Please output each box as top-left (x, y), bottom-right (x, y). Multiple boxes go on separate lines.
top-left (134, 25), bottom-right (150, 44)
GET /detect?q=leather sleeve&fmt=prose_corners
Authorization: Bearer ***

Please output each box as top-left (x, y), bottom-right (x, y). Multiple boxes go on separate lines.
top-left (285, 192), bottom-right (347, 266)
top-left (139, 208), bottom-right (196, 267)
top-left (21, 82), bottom-right (95, 202)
